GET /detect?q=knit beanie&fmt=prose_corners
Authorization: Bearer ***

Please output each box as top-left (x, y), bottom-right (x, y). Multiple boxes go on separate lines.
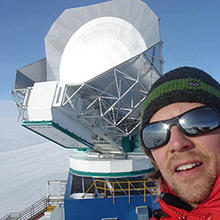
top-left (140, 66), bottom-right (220, 168)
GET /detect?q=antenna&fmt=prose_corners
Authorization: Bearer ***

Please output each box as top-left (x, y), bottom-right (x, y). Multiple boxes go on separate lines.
top-left (12, 0), bottom-right (163, 177)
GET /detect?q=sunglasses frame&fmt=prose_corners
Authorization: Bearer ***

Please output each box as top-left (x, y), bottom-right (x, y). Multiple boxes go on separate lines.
top-left (141, 106), bottom-right (220, 150)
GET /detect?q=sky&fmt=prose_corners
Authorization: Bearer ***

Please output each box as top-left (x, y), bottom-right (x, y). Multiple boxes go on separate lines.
top-left (1, 0), bottom-right (220, 101)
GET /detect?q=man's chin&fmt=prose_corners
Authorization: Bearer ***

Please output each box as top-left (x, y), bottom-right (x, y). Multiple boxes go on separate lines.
top-left (170, 176), bottom-right (216, 207)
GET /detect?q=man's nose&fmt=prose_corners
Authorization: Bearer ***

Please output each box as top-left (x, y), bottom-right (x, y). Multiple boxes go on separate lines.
top-left (167, 126), bottom-right (194, 153)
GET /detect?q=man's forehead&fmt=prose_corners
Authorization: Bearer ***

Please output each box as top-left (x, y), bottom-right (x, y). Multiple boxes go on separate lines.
top-left (149, 102), bottom-right (205, 123)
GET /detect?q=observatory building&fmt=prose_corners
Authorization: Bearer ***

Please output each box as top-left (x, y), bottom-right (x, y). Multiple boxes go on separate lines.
top-left (12, 0), bottom-right (163, 219)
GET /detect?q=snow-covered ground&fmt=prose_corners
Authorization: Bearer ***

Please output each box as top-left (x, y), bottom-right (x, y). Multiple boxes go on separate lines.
top-left (0, 101), bottom-right (72, 217)
top-left (0, 118), bottom-right (45, 152)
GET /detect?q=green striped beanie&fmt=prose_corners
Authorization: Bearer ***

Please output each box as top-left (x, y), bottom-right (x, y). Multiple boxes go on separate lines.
top-left (141, 66), bottom-right (220, 132)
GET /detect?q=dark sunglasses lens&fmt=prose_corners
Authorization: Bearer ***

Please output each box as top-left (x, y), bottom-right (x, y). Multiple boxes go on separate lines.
top-left (180, 107), bottom-right (220, 135)
top-left (142, 122), bottom-right (168, 149)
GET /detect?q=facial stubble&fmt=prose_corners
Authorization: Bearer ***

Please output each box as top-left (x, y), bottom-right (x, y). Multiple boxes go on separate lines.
top-left (163, 152), bottom-right (217, 207)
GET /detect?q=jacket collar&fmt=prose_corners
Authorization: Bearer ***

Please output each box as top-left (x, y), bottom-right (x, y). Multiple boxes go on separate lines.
top-left (195, 175), bottom-right (220, 212)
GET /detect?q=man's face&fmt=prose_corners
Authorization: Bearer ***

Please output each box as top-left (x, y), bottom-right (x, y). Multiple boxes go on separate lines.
top-left (150, 102), bottom-right (220, 207)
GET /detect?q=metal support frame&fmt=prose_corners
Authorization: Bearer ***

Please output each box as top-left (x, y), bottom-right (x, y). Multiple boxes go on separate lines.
top-left (11, 42), bottom-right (163, 152)
top-left (60, 44), bottom-right (163, 148)
top-left (11, 88), bottom-right (31, 122)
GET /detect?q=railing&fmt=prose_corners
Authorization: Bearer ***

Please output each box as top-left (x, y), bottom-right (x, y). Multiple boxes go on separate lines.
top-left (0, 197), bottom-right (47, 220)
top-left (1, 179), bottom-right (67, 220)
top-left (82, 179), bottom-right (159, 204)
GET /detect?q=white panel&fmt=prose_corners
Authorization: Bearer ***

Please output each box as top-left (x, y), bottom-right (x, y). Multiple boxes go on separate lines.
top-left (89, 160), bottom-right (111, 173)
top-left (71, 159), bottom-right (90, 171)
top-left (29, 126), bottom-right (88, 149)
top-left (27, 81), bottom-right (58, 121)
top-left (53, 84), bottom-right (65, 107)
top-left (46, 43), bottom-right (62, 81)
top-left (132, 158), bottom-right (149, 170)
top-left (16, 59), bottom-right (46, 89)
top-left (52, 108), bottom-right (91, 142)
top-left (111, 160), bottom-right (132, 172)
top-left (70, 159), bottom-right (111, 173)
top-left (69, 157), bottom-right (150, 174)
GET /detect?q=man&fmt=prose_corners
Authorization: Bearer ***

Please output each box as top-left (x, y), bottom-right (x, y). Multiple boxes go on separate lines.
top-left (140, 67), bottom-right (220, 219)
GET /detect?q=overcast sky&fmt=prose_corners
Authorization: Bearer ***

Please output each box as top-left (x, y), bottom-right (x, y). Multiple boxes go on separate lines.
top-left (1, 0), bottom-right (220, 101)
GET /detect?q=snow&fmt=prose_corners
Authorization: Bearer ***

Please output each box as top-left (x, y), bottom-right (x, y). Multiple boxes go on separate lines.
top-left (0, 100), bottom-right (72, 217)
top-left (0, 118), bottom-right (45, 152)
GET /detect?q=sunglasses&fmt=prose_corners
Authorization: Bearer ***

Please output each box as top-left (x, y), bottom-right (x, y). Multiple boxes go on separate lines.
top-left (141, 106), bottom-right (220, 150)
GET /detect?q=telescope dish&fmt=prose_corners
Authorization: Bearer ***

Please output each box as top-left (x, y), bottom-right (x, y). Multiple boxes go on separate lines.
top-left (59, 17), bottom-right (146, 84)
top-left (45, 0), bottom-right (160, 82)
